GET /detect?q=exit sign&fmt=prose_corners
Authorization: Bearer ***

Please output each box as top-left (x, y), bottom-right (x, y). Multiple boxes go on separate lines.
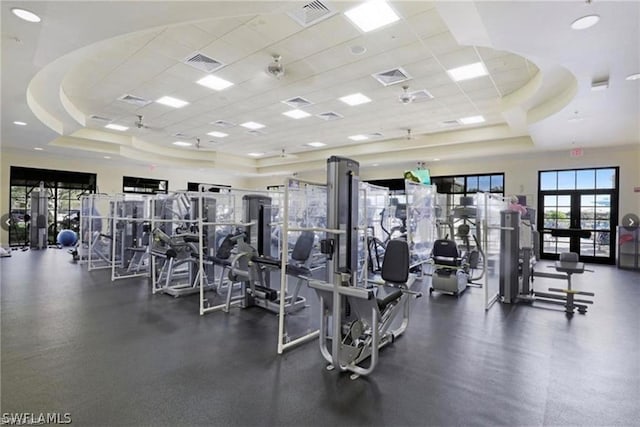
top-left (570, 148), bottom-right (584, 157)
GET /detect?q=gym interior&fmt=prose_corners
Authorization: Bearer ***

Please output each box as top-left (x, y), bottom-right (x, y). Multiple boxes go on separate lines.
top-left (1, 1), bottom-right (639, 426)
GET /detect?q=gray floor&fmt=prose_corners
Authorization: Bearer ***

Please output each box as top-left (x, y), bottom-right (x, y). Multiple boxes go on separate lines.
top-left (1, 249), bottom-right (639, 426)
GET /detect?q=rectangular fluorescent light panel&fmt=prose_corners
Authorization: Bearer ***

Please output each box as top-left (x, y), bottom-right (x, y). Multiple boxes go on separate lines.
top-left (283, 109), bottom-right (311, 119)
top-left (248, 152), bottom-right (265, 157)
top-left (344, 0), bottom-right (400, 33)
top-left (173, 141), bottom-right (193, 147)
top-left (207, 131), bottom-right (228, 138)
top-left (339, 93), bottom-right (372, 106)
top-left (348, 134), bottom-right (369, 141)
top-left (459, 115), bottom-right (485, 125)
top-left (306, 142), bottom-right (326, 148)
top-left (156, 96), bottom-right (189, 108)
top-left (447, 62), bottom-right (488, 82)
top-left (240, 121), bottom-right (265, 130)
top-left (105, 123), bottom-right (129, 131)
top-left (197, 75), bottom-right (234, 91)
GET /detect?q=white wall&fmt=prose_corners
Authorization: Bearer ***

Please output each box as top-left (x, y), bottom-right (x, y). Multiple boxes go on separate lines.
top-left (0, 148), bottom-right (250, 245)
top-left (248, 144), bottom-right (640, 218)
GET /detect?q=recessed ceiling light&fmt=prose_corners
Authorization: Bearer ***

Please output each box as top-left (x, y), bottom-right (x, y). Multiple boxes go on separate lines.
top-left (625, 73), bottom-right (640, 81)
top-left (104, 156), bottom-right (112, 159)
top-left (240, 121), bottom-right (265, 130)
top-left (344, 0), bottom-right (400, 33)
top-left (571, 15), bottom-right (600, 30)
top-left (306, 142), bottom-right (326, 148)
top-left (432, 158), bottom-right (440, 161)
top-left (459, 115), bottom-right (485, 125)
top-left (156, 96), bottom-right (189, 108)
top-left (283, 109), bottom-right (311, 119)
top-left (207, 131), bottom-right (228, 138)
top-left (13, 121), bottom-right (27, 126)
top-left (348, 134), bottom-right (369, 141)
top-left (447, 62), bottom-right (488, 82)
top-left (197, 75), bottom-right (234, 91)
top-left (11, 8), bottom-right (41, 23)
top-left (105, 123), bottom-right (129, 131)
top-left (248, 152), bottom-right (265, 157)
top-left (372, 163), bottom-right (380, 167)
top-left (33, 147), bottom-right (44, 151)
top-left (173, 141), bottom-right (193, 147)
top-left (339, 93), bottom-right (372, 106)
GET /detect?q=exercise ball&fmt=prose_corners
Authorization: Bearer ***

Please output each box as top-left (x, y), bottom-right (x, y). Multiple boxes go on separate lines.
top-left (57, 229), bottom-right (78, 247)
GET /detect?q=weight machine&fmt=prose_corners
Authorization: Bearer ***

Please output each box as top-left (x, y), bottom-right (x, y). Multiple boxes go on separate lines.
top-left (307, 156), bottom-right (422, 379)
top-left (499, 210), bottom-right (594, 316)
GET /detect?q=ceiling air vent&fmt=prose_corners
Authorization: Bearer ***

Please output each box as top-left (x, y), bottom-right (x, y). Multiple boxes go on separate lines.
top-left (372, 67), bottom-right (412, 86)
top-left (89, 115), bottom-right (112, 122)
top-left (410, 89), bottom-right (434, 103)
top-left (367, 132), bottom-right (384, 138)
top-left (173, 132), bottom-right (190, 138)
top-left (247, 130), bottom-right (265, 136)
top-left (441, 120), bottom-right (460, 127)
top-left (282, 96), bottom-right (313, 108)
top-left (183, 52), bottom-right (225, 73)
top-left (212, 120), bottom-right (236, 128)
top-left (287, 0), bottom-right (337, 28)
top-left (117, 94), bottom-right (152, 107)
top-left (316, 111), bottom-right (343, 121)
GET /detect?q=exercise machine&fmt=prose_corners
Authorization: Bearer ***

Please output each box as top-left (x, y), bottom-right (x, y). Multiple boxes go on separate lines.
top-left (430, 196), bottom-right (485, 295)
top-left (29, 182), bottom-right (48, 250)
top-left (308, 156), bottom-right (422, 379)
top-left (499, 210), bottom-right (594, 315)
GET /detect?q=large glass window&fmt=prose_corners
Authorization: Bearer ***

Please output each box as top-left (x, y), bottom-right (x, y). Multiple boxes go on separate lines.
top-left (9, 167), bottom-right (96, 246)
top-left (123, 176), bottom-right (168, 194)
top-left (538, 167), bottom-right (618, 264)
top-left (431, 173), bottom-right (505, 214)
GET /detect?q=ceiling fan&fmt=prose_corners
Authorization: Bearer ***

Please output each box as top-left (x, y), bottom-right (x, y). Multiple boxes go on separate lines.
top-left (280, 148), bottom-right (298, 159)
top-left (399, 85), bottom-right (415, 104)
top-left (134, 115), bottom-right (150, 129)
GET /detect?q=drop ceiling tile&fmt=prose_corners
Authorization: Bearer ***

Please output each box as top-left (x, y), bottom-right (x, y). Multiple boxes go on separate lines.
top-left (163, 24), bottom-right (216, 50)
top-left (436, 47), bottom-right (481, 69)
top-left (465, 87), bottom-right (500, 102)
top-left (405, 9), bottom-right (449, 39)
top-left (246, 13), bottom-right (305, 44)
top-left (393, 1), bottom-right (437, 18)
top-left (193, 16), bottom-right (250, 38)
top-left (200, 39), bottom-right (251, 65)
top-left (422, 31), bottom-right (459, 56)
top-left (164, 62), bottom-right (211, 82)
top-left (484, 54), bottom-right (529, 74)
top-left (219, 25), bottom-right (276, 57)
top-left (456, 76), bottom-right (495, 92)
top-left (492, 67), bottom-right (533, 87)
top-left (146, 30), bottom-right (197, 61)
top-left (427, 83), bottom-right (462, 98)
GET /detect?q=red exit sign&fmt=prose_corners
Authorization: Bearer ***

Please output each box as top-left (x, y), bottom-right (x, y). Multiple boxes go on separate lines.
top-left (570, 148), bottom-right (584, 157)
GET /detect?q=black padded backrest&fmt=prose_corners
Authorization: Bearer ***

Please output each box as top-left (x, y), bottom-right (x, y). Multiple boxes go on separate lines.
top-left (433, 239), bottom-right (459, 258)
top-left (291, 231), bottom-right (315, 262)
top-left (381, 239), bottom-right (409, 284)
top-left (216, 234), bottom-right (236, 260)
top-left (559, 251), bottom-right (579, 263)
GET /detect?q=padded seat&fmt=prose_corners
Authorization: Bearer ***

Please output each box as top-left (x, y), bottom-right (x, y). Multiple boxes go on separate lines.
top-left (285, 264), bottom-right (311, 277)
top-left (376, 289), bottom-right (403, 311)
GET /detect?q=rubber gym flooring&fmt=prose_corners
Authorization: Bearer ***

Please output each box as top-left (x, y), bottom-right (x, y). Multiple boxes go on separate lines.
top-left (1, 249), bottom-right (639, 426)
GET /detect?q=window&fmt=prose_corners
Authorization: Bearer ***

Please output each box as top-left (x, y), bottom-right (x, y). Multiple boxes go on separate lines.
top-left (431, 173), bottom-right (505, 214)
top-left (123, 176), bottom-right (168, 194)
top-left (9, 167), bottom-right (96, 246)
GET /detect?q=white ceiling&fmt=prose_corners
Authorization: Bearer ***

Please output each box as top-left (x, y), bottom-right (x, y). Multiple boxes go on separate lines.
top-left (1, 1), bottom-right (638, 176)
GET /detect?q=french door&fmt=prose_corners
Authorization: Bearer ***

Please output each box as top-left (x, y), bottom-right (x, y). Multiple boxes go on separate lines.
top-left (538, 168), bottom-right (618, 264)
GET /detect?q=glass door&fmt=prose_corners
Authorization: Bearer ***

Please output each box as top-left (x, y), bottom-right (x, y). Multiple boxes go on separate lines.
top-left (538, 168), bottom-right (618, 264)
